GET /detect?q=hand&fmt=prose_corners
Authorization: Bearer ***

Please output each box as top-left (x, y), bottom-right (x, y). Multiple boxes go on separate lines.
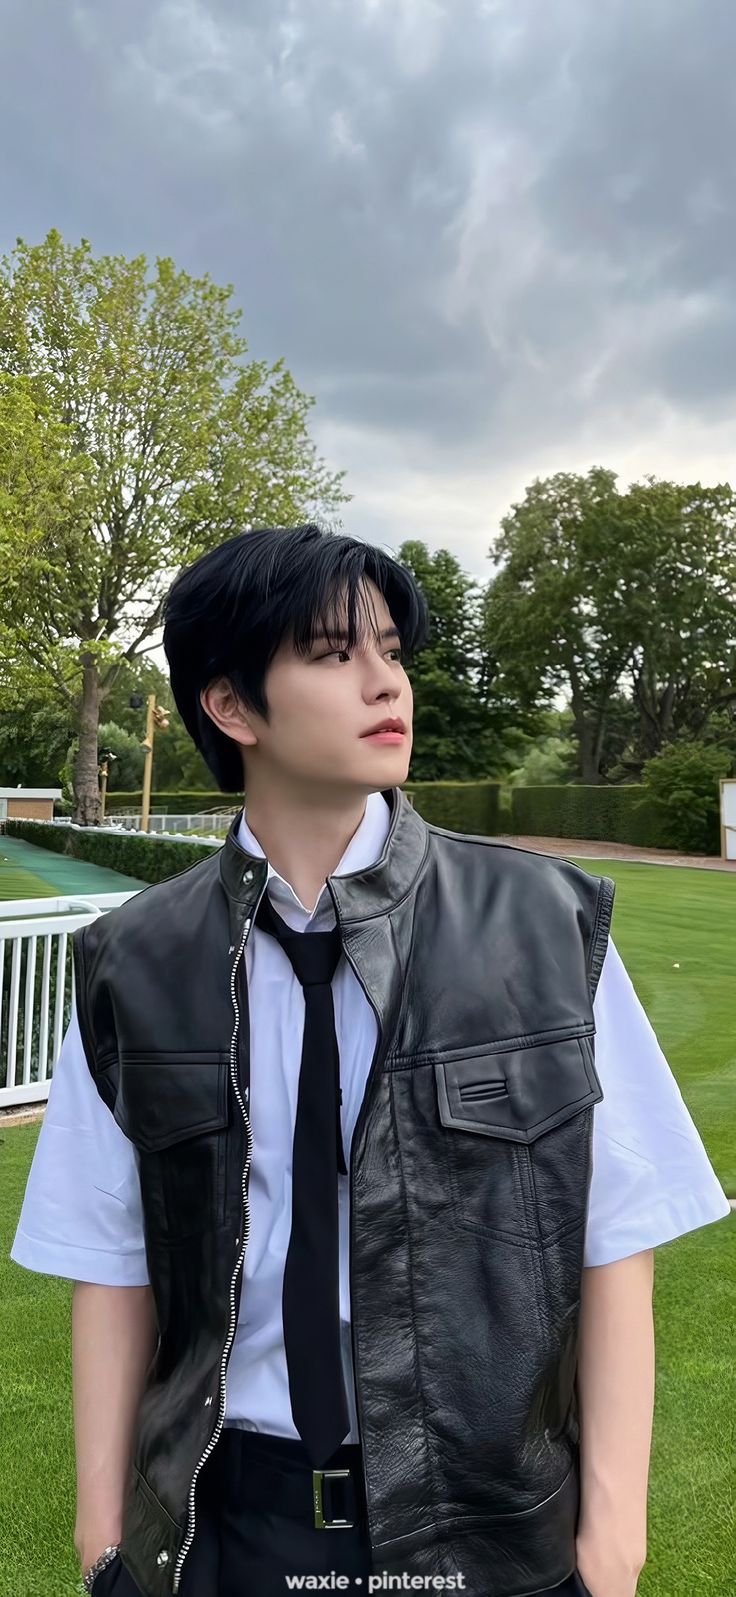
top-left (76, 1533), bottom-right (121, 1582)
top-left (576, 1531), bottom-right (644, 1597)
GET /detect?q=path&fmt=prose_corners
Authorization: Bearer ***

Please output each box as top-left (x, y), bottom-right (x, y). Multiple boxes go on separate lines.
top-left (501, 835), bottom-right (736, 872)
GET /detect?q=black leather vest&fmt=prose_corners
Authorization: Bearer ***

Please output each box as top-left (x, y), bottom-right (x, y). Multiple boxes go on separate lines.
top-left (71, 786), bottom-right (615, 1597)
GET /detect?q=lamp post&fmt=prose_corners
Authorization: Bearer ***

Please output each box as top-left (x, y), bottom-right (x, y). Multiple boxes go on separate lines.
top-left (129, 692), bottom-right (170, 834)
top-left (98, 750), bottom-right (117, 822)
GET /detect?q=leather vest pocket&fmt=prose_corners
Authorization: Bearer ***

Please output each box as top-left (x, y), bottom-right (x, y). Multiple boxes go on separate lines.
top-left (117, 1053), bottom-right (232, 1242)
top-left (435, 1028), bottom-right (601, 1243)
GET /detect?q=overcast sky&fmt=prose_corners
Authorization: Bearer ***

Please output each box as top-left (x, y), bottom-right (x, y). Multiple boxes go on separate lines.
top-left (3, 0), bottom-right (736, 642)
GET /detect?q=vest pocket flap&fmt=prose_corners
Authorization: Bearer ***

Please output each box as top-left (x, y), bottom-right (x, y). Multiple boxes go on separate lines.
top-left (117, 1053), bottom-right (231, 1151)
top-left (435, 1030), bottom-right (601, 1144)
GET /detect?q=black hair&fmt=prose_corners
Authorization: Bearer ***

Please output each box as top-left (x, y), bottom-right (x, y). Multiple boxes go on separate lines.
top-left (162, 523), bottom-right (431, 792)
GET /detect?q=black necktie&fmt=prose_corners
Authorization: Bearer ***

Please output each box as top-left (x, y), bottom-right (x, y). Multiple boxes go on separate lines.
top-left (254, 889), bottom-right (350, 1466)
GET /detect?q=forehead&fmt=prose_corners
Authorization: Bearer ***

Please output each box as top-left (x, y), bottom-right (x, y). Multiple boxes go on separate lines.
top-left (315, 576), bottom-right (395, 638)
top-left (341, 576), bottom-right (392, 627)
top-left (273, 575), bottom-right (398, 667)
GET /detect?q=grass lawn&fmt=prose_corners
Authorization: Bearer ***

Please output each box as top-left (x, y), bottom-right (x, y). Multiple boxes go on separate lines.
top-left (0, 864), bottom-right (57, 902)
top-left (0, 856), bottom-right (733, 1596)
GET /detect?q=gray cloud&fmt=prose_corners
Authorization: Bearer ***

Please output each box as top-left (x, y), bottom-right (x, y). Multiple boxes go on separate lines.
top-left (2, 0), bottom-right (736, 565)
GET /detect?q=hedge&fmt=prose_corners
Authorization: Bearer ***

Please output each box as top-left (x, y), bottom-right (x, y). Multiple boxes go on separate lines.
top-left (511, 783), bottom-right (684, 850)
top-left (404, 781), bottom-right (501, 834)
top-left (9, 784), bottom-right (503, 885)
top-left (98, 783), bottom-right (502, 832)
top-left (57, 783), bottom-right (503, 829)
top-left (5, 820), bottom-right (220, 886)
top-left (10, 776), bottom-right (724, 883)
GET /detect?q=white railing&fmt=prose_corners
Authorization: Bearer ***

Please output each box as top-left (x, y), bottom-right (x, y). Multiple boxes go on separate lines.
top-left (104, 811), bottom-right (234, 835)
top-left (7, 816), bottom-right (226, 845)
top-left (0, 892), bottom-right (140, 1110)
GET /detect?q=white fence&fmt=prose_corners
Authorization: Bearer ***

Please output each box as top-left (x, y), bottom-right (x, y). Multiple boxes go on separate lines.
top-left (0, 892), bottom-right (140, 1110)
top-left (103, 811), bottom-right (234, 835)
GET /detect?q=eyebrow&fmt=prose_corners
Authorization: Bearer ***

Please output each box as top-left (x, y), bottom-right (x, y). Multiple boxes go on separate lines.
top-left (311, 627), bottom-right (401, 644)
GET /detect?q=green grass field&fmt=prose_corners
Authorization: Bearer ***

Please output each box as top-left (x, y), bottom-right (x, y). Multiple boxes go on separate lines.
top-left (0, 864), bottom-right (58, 902)
top-left (1, 856), bottom-right (734, 1596)
top-left (0, 835), bottom-right (147, 900)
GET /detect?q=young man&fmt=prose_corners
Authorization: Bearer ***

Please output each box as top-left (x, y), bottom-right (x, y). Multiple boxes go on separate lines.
top-left (11, 524), bottom-right (731, 1597)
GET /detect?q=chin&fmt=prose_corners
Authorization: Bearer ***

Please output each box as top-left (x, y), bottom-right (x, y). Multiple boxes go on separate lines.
top-left (358, 754), bottom-right (412, 784)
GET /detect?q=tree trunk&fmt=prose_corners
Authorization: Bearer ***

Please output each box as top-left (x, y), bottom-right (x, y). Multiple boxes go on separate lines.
top-left (568, 659), bottom-right (603, 784)
top-left (73, 653), bottom-right (103, 825)
top-left (577, 729), bottom-right (602, 785)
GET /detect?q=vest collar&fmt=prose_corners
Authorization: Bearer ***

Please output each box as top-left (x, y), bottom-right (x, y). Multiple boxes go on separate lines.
top-left (218, 786), bottom-right (429, 924)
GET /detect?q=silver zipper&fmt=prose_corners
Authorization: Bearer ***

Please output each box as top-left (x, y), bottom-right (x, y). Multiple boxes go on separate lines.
top-left (172, 909), bottom-right (256, 1593)
top-left (347, 1015), bottom-right (388, 1557)
top-left (329, 889), bottom-right (387, 1558)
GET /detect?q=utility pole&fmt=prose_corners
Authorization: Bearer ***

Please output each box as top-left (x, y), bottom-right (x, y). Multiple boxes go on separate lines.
top-left (132, 693), bottom-right (170, 834)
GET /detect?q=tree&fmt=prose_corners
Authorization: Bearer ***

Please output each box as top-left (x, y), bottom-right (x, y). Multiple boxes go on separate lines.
top-left (0, 697), bottom-right (75, 790)
top-left (503, 707), bottom-right (581, 789)
top-left (599, 477), bottom-right (736, 770)
top-left (0, 230), bottom-right (349, 823)
top-left (482, 468), bottom-right (736, 783)
top-left (397, 541), bottom-right (539, 781)
top-left (100, 656), bottom-right (214, 790)
top-left (96, 722), bottom-right (147, 792)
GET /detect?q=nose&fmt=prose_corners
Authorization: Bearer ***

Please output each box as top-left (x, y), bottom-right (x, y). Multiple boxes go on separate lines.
top-left (361, 638), bottom-right (408, 714)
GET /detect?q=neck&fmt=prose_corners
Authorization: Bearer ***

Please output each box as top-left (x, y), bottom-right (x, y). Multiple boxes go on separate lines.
top-left (242, 779), bottom-right (371, 914)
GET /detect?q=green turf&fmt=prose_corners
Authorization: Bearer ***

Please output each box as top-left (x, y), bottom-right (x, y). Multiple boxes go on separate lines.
top-left (0, 835), bottom-right (147, 897)
top-left (0, 864), bottom-right (58, 902)
top-left (0, 856), bottom-right (733, 1595)
top-left (571, 858), bottom-right (735, 1194)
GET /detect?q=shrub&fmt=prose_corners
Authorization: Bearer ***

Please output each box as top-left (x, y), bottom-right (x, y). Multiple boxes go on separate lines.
top-left (639, 741), bottom-right (733, 855)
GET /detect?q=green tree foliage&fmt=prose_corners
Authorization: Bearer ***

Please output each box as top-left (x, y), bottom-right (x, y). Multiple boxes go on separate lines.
top-left (0, 616), bottom-right (76, 785)
top-left (639, 740), bottom-right (732, 854)
top-left (504, 708), bottom-right (581, 788)
top-left (0, 697), bottom-right (74, 789)
top-left (0, 374), bottom-right (91, 716)
top-left (96, 722), bottom-right (146, 793)
top-left (396, 540), bottom-right (541, 782)
top-left (0, 230), bottom-right (349, 823)
top-left (99, 656), bottom-right (213, 789)
top-left (483, 467), bottom-right (736, 783)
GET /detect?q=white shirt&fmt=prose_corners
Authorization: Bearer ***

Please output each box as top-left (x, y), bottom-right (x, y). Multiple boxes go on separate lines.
top-left (10, 792), bottom-right (732, 1442)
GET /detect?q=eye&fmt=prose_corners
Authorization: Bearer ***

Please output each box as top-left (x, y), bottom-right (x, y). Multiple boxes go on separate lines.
top-left (316, 646), bottom-right (403, 664)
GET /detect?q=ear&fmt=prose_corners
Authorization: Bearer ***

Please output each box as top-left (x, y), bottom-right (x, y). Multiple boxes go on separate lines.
top-left (200, 680), bottom-right (257, 749)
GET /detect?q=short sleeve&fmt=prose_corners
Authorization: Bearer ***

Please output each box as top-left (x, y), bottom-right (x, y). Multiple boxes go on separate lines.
top-left (9, 994), bottom-right (150, 1285)
top-left (584, 935), bottom-right (732, 1267)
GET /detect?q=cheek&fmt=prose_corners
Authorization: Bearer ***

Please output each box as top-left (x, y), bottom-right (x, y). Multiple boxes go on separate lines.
top-left (278, 691), bottom-right (350, 748)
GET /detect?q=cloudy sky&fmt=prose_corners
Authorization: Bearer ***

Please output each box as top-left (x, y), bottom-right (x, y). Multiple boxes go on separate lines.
top-left (3, 0), bottom-right (736, 611)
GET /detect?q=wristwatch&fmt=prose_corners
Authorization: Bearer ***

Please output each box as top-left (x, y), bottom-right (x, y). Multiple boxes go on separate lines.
top-left (81, 1543), bottom-right (121, 1592)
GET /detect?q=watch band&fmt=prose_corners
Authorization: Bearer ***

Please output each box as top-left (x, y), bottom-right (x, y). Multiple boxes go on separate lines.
top-left (81, 1543), bottom-right (121, 1592)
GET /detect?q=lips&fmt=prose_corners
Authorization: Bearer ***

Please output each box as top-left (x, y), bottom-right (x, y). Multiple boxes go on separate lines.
top-left (362, 718), bottom-right (406, 736)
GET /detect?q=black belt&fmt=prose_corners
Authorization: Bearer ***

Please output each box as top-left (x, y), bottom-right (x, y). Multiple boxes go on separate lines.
top-left (216, 1427), bottom-right (368, 1532)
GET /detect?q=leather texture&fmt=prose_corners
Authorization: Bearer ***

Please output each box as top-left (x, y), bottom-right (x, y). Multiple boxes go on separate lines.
top-left (72, 786), bottom-right (615, 1597)
top-left (90, 1552), bottom-right (124, 1594)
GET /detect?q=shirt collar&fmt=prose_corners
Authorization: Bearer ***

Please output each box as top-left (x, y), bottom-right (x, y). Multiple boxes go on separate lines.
top-left (235, 790), bottom-right (393, 930)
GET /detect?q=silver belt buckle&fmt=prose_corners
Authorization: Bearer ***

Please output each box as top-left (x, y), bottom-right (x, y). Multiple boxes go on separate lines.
top-left (312, 1467), bottom-right (354, 1529)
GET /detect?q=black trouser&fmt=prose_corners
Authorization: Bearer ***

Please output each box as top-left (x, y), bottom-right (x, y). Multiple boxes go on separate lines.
top-left (90, 1427), bottom-right (592, 1597)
